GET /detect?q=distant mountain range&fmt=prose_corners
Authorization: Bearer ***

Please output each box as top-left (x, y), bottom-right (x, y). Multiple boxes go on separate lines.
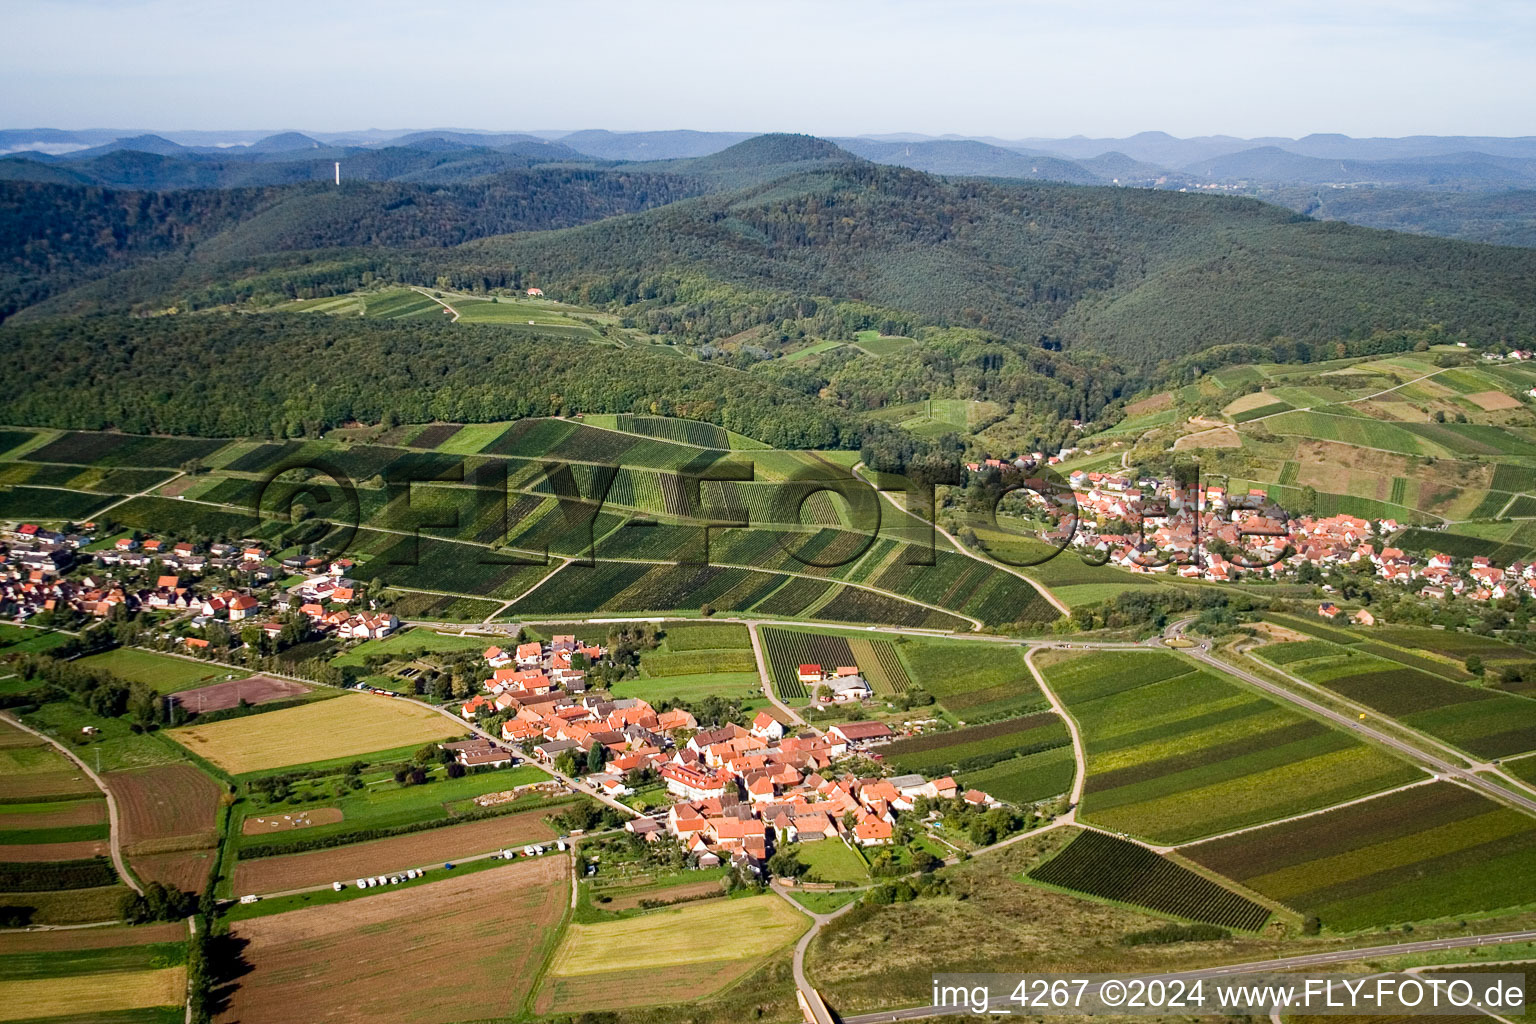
top-left (2, 126), bottom-right (1535, 247)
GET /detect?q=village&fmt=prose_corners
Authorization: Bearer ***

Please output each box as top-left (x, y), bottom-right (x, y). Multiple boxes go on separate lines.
top-left (460, 633), bottom-right (992, 875)
top-left (964, 457), bottom-right (1536, 607)
top-left (1, 522), bottom-right (397, 650)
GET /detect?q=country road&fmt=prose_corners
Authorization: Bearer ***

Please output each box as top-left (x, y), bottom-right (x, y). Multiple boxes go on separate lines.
top-left (838, 929), bottom-right (1536, 1023)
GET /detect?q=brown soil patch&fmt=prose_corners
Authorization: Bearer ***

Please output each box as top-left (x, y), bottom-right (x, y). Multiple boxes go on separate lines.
top-left (1252, 622), bottom-right (1311, 643)
top-left (1174, 426), bottom-right (1241, 450)
top-left (1469, 390), bottom-right (1523, 411)
top-left (1125, 391), bottom-right (1172, 417)
top-left (0, 921), bottom-right (185, 954)
top-left (233, 808), bottom-right (558, 894)
top-left (1224, 391), bottom-right (1281, 415)
top-left (0, 839), bottom-right (107, 861)
top-left (242, 807), bottom-right (343, 835)
top-left (0, 798), bottom-right (106, 830)
top-left (223, 857), bottom-right (567, 1024)
top-left (602, 878), bottom-right (726, 912)
top-left (107, 764), bottom-right (222, 847)
top-left (132, 849), bottom-right (217, 891)
top-left (170, 674), bottom-right (309, 713)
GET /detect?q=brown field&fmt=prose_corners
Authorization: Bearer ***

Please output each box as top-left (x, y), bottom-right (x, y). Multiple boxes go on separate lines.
top-left (232, 808), bottom-right (558, 894)
top-left (0, 967), bottom-right (186, 1022)
top-left (0, 839), bottom-right (108, 861)
top-left (133, 848), bottom-right (217, 891)
top-left (0, 920), bottom-right (184, 954)
top-left (168, 693), bottom-right (462, 774)
top-left (1174, 425), bottom-right (1242, 449)
top-left (0, 797), bottom-right (106, 830)
top-left (222, 856), bottom-right (567, 1024)
top-left (108, 763), bottom-right (223, 849)
top-left (1224, 390), bottom-right (1283, 415)
top-left (1125, 391), bottom-right (1173, 417)
top-left (1468, 390), bottom-right (1524, 411)
top-left (603, 877), bottom-right (726, 912)
top-left (242, 807), bottom-right (344, 835)
top-left (170, 673), bottom-right (310, 713)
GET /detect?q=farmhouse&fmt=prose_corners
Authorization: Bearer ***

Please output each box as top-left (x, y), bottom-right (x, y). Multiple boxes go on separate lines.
top-left (829, 722), bottom-right (894, 747)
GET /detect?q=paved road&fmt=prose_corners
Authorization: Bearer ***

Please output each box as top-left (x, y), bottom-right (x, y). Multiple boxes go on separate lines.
top-left (0, 711), bottom-right (142, 896)
top-left (773, 882), bottom-right (859, 1024)
top-left (838, 929), bottom-right (1536, 1022)
top-left (747, 620), bottom-right (805, 726)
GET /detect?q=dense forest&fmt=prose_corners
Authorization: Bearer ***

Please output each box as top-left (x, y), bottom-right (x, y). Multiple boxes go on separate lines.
top-left (0, 168), bottom-right (704, 322)
top-left (0, 315), bottom-right (879, 449)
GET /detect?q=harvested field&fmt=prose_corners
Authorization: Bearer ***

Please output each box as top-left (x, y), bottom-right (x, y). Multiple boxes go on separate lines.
top-left (223, 857), bottom-right (567, 1024)
top-left (232, 808), bottom-right (557, 893)
top-left (0, 720), bottom-right (40, 749)
top-left (170, 674), bottom-right (310, 713)
top-left (168, 694), bottom-right (462, 774)
top-left (545, 894), bottom-right (806, 978)
top-left (0, 771), bottom-right (98, 800)
top-left (132, 849), bottom-right (217, 891)
top-left (0, 967), bottom-right (187, 1022)
top-left (1124, 392), bottom-right (1172, 417)
top-left (1174, 425), bottom-right (1241, 449)
top-left (1467, 390), bottom-right (1523, 411)
top-left (242, 807), bottom-right (344, 835)
top-left (0, 921), bottom-right (184, 954)
top-left (109, 764), bottom-right (222, 849)
top-left (538, 961), bottom-right (749, 1015)
top-left (0, 839), bottom-right (107, 861)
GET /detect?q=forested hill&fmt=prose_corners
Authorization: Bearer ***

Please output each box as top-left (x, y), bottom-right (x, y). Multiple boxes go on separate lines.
top-left (442, 161), bottom-right (1536, 368)
top-left (0, 168), bottom-right (706, 322)
top-left (9, 134), bottom-right (1536, 372)
top-left (0, 315), bottom-right (867, 448)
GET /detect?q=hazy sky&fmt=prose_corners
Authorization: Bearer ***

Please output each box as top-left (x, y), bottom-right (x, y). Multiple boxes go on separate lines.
top-left (4, 0), bottom-right (1533, 138)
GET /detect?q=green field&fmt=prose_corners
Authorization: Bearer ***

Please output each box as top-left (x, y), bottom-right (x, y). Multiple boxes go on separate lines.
top-left (899, 638), bottom-right (1047, 721)
top-left (1040, 650), bottom-right (1421, 843)
top-left (1185, 782), bottom-right (1536, 930)
top-left (234, 762), bottom-right (548, 855)
top-left (74, 649), bottom-right (238, 693)
top-left (792, 839), bottom-right (871, 884)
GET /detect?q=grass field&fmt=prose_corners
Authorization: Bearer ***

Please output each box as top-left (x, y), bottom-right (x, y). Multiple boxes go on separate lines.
top-left (1040, 650), bottom-right (1422, 843)
top-left (539, 894), bottom-right (808, 1011)
top-left (1184, 782), bottom-right (1536, 931)
top-left (74, 649), bottom-right (238, 693)
top-left (328, 627), bottom-right (492, 667)
top-left (793, 840), bottom-right (871, 884)
top-left (167, 694), bottom-right (463, 774)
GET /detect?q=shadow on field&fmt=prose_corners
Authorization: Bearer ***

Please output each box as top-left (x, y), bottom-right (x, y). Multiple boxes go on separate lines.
top-left (207, 932), bottom-right (254, 1020)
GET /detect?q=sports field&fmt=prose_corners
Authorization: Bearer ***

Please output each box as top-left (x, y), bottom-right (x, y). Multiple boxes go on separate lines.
top-left (167, 694), bottom-right (463, 774)
top-left (1040, 650), bottom-right (1421, 843)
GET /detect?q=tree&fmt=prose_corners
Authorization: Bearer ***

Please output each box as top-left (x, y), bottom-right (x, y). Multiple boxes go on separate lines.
top-left (1466, 654), bottom-right (1485, 676)
top-left (767, 845), bottom-right (807, 879)
top-left (586, 743), bottom-right (606, 774)
top-left (911, 849), bottom-right (941, 873)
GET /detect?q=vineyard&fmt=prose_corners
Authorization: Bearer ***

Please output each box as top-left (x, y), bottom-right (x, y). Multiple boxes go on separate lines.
top-left (884, 713), bottom-right (1068, 775)
top-left (1183, 782), bottom-right (1536, 930)
top-left (1028, 830), bottom-right (1271, 931)
top-left (24, 432), bottom-right (228, 468)
top-left (760, 628), bottom-right (857, 699)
